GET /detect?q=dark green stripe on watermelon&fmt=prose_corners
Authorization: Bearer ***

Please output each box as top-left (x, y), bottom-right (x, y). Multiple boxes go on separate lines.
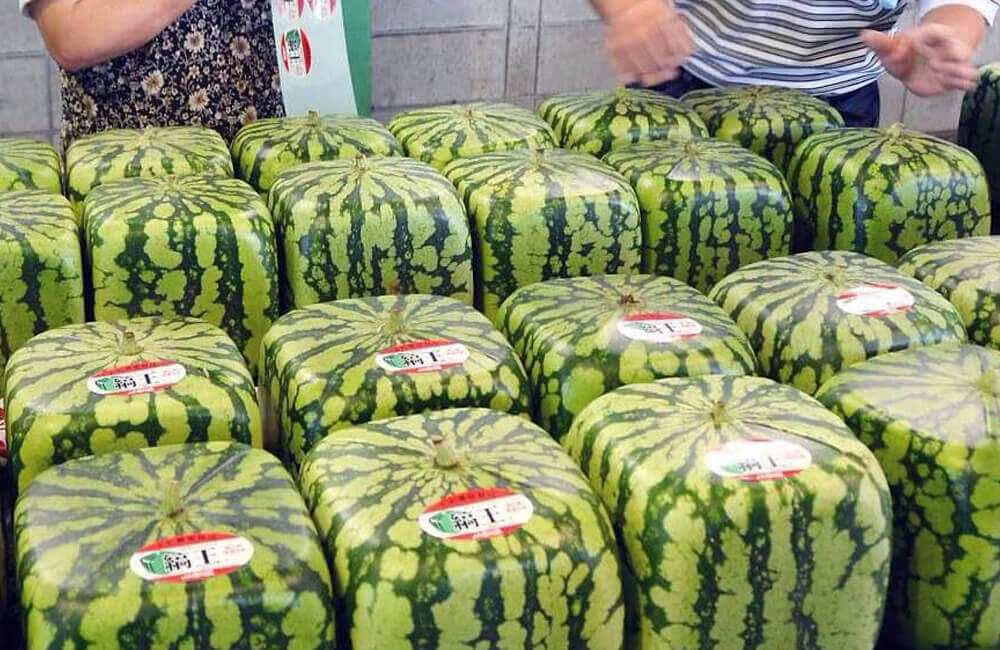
top-left (786, 124), bottom-right (990, 263)
top-left (5, 317), bottom-right (262, 490)
top-left (65, 126), bottom-right (234, 213)
top-left (16, 442), bottom-right (335, 649)
top-left (538, 87), bottom-right (708, 158)
top-left (681, 86), bottom-right (844, 171)
top-left (388, 102), bottom-right (557, 171)
top-left (709, 251), bottom-right (967, 394)
top-left (443, 148), bottom-right (642, 320)
top-left (299, 407), bottom-right (624, 649)
top-left (0, 138), bottom-right (62, 195)
top-left (565, 376), bottom-right (891, 649)
top-left (816, 344), bottom-right (1000, 650)
top-left (959, 64), bottom-right (1000, 233)
top-left (260, 294), bottom-right (531, 468)
top-left (898, 236), bottom-right (1000, 350)
top-left (497, 274), bottom-right (756, 440)
top-left (231, 111), bottom-right (403, 194)
top-left (268, 157), bottom-right (474, 310)
top-left (604, 139), bottom-right (793, 293)
top-left (0, 191), bottom-right (85, 393)
top-left (83, 175), bottom-right (279, 377)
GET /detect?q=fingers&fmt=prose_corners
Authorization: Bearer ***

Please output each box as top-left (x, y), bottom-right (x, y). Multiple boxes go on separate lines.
top-left (605, 0), bottom-right (694, 87)
top-left (911, 24), bottom-right (976, 91)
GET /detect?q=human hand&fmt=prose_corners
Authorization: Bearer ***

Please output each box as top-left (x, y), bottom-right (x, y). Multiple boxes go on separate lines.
top-left (604, 0), bottom-right (694, 87)
top-left (862, 25), bottom-right (977, 97)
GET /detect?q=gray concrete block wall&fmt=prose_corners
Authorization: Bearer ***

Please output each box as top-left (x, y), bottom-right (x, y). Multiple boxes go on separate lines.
top-left (0, 1), bottom-right (999, 145)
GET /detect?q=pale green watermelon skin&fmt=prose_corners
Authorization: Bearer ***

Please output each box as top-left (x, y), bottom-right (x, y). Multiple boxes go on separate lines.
top-left (388, 102), bottom-right (558, 171)
top-left (538, 88), bottom-right (709, 157)
top-left (260, 294), bottom-right (531, 468)
top-left (0, 191), bottom-right (85, 393)
top-left (231, 112), bottom-right (403, 194)
top-left (816, 344), bottom-right (1000, 650)
top-left (0, 138), bottom-right (61, 195)
top-left (268, 157), bottom-right (474, 310)
top-left (299, 407), bottom-right (625, 649)
top-left (443, 148), bottom-right (642, 320)
top-left (898, 236), bottom-right (1000, 350)
top-left (565, 376), bottom-right (891, 649)
top-left (65, 126), bottom-right (234, 212)
top-left (5, 317), bottom-right (262, 491)
top-left (709, 251), bottom-right (968, 394)
top-left (16, 442), bottom-right (335, 649)
top-left (496, 274), bottom-right (756, 440)
top-left (84, 175), bottom-right (279, 376)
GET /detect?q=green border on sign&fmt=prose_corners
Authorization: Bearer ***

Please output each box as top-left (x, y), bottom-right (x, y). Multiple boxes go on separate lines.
top-left (342, 0), bottom-right (371, 116)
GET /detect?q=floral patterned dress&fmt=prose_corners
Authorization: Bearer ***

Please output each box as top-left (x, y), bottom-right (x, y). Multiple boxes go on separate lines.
top-left (56, 0), bottom-right (284, 145)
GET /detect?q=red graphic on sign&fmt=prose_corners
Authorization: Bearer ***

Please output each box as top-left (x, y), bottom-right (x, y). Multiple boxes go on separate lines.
top-left (279, 28), bottom-right (312, 78)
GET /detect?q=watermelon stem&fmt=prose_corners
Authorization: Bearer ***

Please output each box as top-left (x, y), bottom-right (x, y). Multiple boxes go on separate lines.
top-left (886, 122), bottom-right (905, 139)
top-left (120, 331), bottom-right (143, 356)
top-left (306, 110), bottom-right (320, 126)
top-left (160, 479), bottom-right (185, 519)
top-left (709, 401), bottom-right (730, 428)
top-left (618, 293), bottom-right (642, 309)
top-left (430, 435), bottom-right (461, 469)
top-left (384, 307), bottom-right (407, 335)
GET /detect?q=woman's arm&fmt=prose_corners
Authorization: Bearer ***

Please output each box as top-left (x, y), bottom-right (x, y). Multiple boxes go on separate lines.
top-left (28, 0), bottom-right (197, 72)
top-left (589, 0), bottom-right (694, 87)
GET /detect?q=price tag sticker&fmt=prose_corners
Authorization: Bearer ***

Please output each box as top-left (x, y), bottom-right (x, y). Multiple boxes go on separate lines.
top-left (375, 340), bottom-right (470, 375)
top-left (87, 361), bottom-right (186, 396)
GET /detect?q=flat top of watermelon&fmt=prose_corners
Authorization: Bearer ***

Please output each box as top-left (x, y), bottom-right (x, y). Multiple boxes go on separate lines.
top-left (83, 175), bottom-right (269, 224)
top-left (540, 86), bottom-right (693, 110)
top-left (794, 123), bottom-right (978, 163)
top-left (605, 138), bottom-right (787, 181)
top-left (899, 235), bottom-right (1000, 294)
top-left (0, 190), bottom-right (75, 227)
top-left (817, 343), bottom-right (1000, 445)
top-left (0, 137), bottom-right (59, 159)
top-left (682, 85), bottom-right (844, 120)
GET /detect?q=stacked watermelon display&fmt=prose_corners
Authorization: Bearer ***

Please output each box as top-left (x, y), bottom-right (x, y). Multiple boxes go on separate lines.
top-left (0, 191), bottom-right (85, 392)
top-left (4, 317), bottom-right (261, 490)
top-left (231, 111), bottom-right (402, 194)
top-left (787, 124), bottom-right (990, 263)
top-left (0, 138), bottom-right (61, 195)
top-left (538, 87), bottom-right (708, 157)
top-left (681, 86), bottom-right (844, 171)
top-left (388, 102), bottom-right (557, 171)
top-left (268, 157), bottom-right (474, 309)
top-left (64, 126), bottom-right (234, 212)
top-left (15, 442), bottom-right (335, 649)
top-left (959, 63), bottom-right (1000, 230)
top-left (83, 175), bottom-right (279, 375)
top-left (444, 148), bottom-right (642, 319)
top-left (899, 236), bottom-right (1000, 349)
top-left (566, 375), bottom-right (891, 648)
top-left (260, 294), bottom-right (530, 468)
top-left (497, 274), bottom-right (755, 439)
top-left (604, 139), bottom-right (793, 292)
top-left (299, 407), bottom-right (624, 649)
top-left (710, 251), bottom-right (967, 394)
top-left (817, 344), bottom-right (1000, 649)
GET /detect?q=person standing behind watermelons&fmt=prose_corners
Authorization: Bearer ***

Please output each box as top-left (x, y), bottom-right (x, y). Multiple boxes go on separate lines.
top-left (22, 0), bottom-right (283, 144)
top-left (591, 0), bottom-right (996, 127)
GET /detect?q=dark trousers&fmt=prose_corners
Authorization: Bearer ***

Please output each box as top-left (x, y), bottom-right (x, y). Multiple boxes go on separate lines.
top-left (647, 68), bottom-right (882, 128)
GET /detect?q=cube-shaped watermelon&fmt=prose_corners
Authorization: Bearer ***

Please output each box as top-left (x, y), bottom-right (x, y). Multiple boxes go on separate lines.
top-left (5, 317), bottom-right (262, 490)
top-left (898, 236), bottom-right (1000, 349)
top-left (497, 274), bottom-right (756, 440)
top-left (538, 87), bottom-right (708, 158)
top-left (444, 148), bottom-right (642, 320)
top-left (299, 408), bottom-right (623, 649)
top-left (710, 250), bottom-right (968, 394)
top-left (0, 138), bottom-right (61, 194)
top-left (817, 344), bottom-right (1000, 649)
top-left (0, 191), bottom-right (85, 391)
top-left (604, 140), bottom-right (793, 293)
top-left (787, 124), bottom-right (990, 263)
top-left (260, 294), bottom-right (530, 468)
top-left (268, 157), bottom-right (474, 310)
top-left (83, 175), bottom-right (279, 375)
top-left (388, 102), bottom-right (557, 171)
top-left (565, 376), bottom-right (891, 649)
top-left (65, 126), bottom-right (233, 213)
top-left (231, 111), bottom-right (403, 194)
top-left (15, 442), bottom-right (335, 649)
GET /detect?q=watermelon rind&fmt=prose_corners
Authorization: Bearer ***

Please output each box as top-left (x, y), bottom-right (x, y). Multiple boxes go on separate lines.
top-left (959, 63), bottom-right (1000, 230)
top-left (0, 138), bottom-right (61, 195)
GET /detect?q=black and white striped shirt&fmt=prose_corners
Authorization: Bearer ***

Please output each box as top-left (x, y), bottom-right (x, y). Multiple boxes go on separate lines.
top-left (675, 0), bottom-right (999, 95)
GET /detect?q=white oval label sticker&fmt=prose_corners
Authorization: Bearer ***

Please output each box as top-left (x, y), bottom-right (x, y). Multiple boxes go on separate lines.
top-left (706, 437), bottom-right (812, 482)
top-left (617, 312), bottom-right (703, 343)
top-left (129, 532), bottom-right (254, 583)
top-left (836, 283), bottom-right (914, 317)
top-left (87, 361), bottom-right (186, 396)
top-left (419, 488), bottom-right (534, 540)
top-left (376, 340), bottom-right (470, 375)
